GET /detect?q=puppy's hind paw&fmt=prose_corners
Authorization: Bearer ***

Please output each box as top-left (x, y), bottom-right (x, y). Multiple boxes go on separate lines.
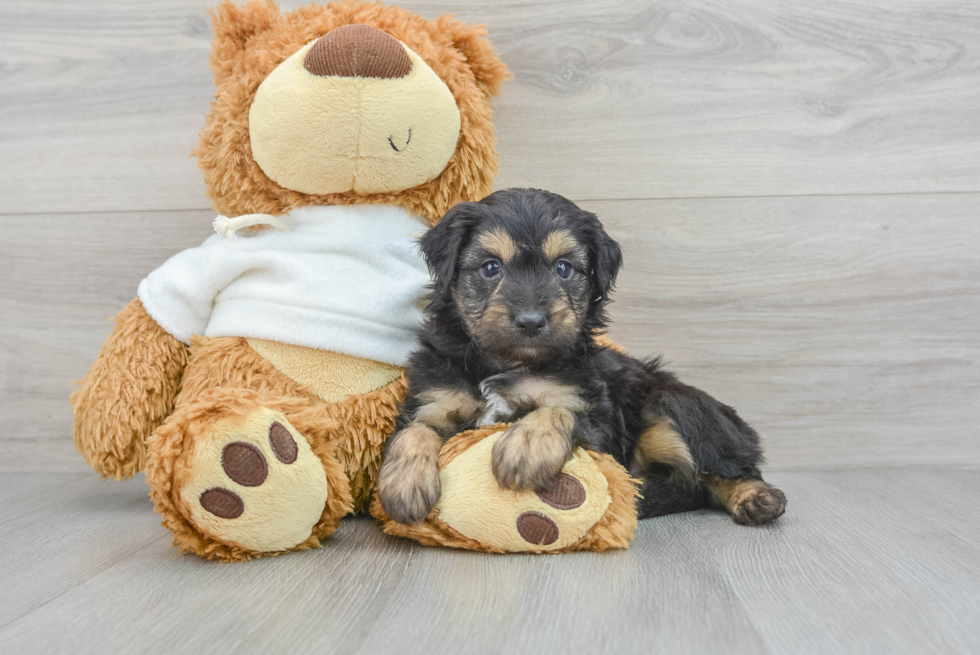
top-left (731, 482), bottom-right (787, 526)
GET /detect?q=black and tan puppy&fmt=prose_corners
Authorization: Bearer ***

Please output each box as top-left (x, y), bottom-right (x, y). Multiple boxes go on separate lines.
top-left (377, 188), bottom-right (786, 528)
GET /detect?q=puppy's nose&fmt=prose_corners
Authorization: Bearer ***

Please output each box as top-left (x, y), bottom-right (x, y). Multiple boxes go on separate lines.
top-left (304, 24), bottom-right (413, 79)
top-left (514, 310), bottom-right (547, 337)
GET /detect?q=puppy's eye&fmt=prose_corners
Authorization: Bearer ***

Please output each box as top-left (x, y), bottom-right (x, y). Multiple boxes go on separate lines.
top-left (481, 259), bottom-right (501, 278)
top-left (555, 260), bottom-right (573, 279)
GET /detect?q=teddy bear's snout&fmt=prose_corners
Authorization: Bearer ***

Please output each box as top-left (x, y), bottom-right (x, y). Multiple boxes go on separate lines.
top-left (304, 24), bottom-right (412, 80)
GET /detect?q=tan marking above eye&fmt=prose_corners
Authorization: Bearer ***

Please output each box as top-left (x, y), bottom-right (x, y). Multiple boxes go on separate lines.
top-left (478, 229), bottom-right (517, 262)
top-left (542, 229), bottom-right (579, 261)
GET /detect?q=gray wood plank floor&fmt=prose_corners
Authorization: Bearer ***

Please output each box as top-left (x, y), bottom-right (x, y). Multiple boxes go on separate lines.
top-left (1, 469), bottom-right (977, 655)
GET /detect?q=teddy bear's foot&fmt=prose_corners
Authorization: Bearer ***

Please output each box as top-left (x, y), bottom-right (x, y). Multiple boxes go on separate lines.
top-left (147, 388), bottom-right (352, 561)
top-left (436, 432), bottom-right (610, 551)
top-left (373, 426), bottom-right (639, 553)
top-left (177, 408), bottom-right (330, 552)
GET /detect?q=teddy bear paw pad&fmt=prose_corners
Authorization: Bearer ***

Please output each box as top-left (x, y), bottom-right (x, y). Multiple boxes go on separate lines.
top-left (508, 473), bottom-right (589, 546)
top-left (176, 408), bottom-right (329, 553)
top-left (516, 511), bottom-right (559, 545)
top-left (536, 473), bottom-right (586, 510)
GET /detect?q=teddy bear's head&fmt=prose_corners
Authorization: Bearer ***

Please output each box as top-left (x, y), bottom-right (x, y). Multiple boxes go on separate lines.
top-left (196, 0), bottom-right (509, 225)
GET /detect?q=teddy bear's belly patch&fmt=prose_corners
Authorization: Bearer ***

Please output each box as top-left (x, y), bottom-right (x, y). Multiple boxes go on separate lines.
top-left (247, 338), bottom-right (403, 403)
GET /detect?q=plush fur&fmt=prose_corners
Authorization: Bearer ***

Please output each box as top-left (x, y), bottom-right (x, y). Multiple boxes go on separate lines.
top-left (71, 299), bottom-right (187, 479)
top-left (72, 1), bottom-right (509, 561)
top-left (142, 334), bottom-right (407, 561)
top-left (173, 336), bottom-right (407, 509)
top-left (378, 188), bottom-right (787, 528)
top-left (146, 385), bottom-right (353, 561)
top-left (197, 0), bottom-right (510, 224)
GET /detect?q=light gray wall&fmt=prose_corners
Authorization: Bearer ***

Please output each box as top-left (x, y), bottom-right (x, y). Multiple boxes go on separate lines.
top-left (2, 0), bottom-right (978, 472)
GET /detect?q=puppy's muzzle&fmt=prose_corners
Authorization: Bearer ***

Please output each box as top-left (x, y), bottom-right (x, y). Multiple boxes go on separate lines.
top-left (513, 309), bottom-right (547, 338)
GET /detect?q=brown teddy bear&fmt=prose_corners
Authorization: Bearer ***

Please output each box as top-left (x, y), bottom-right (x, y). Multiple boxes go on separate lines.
top-left (72, 0), bottom-right (638, 560)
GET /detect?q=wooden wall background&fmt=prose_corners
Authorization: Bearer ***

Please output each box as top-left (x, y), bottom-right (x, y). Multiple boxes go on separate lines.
top-left (1, 0), bottom-right (978, 473)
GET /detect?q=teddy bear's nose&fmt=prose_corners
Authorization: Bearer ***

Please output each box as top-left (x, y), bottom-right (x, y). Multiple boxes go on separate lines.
top-left (304, 24), bottom-right (412, 79)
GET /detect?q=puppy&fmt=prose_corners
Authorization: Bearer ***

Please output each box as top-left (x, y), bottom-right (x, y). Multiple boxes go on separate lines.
top-left (377, 188), bottom-right (787, 528)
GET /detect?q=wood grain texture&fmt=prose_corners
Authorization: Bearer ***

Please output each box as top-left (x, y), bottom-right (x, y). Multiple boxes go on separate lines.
top-left (0, 211), bottom-right (214, 473)
top-left (0, 469), bottom-right (977, 654)
top-left (3, 192), bottom-right (977, 472)
top-left (1, 0), bottom-right (979, 214)
top-left (591, 194), bottom-right (980, 469)
top-left (3, 1), bottom-right (978, 649)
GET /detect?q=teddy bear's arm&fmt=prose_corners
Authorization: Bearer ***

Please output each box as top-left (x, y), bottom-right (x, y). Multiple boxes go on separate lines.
top-left (71, 298), bottom-right (188, 479)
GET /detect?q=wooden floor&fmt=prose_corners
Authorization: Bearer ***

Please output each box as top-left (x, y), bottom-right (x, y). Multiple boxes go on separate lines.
top-left (1, 468), bottom-right (978, 654)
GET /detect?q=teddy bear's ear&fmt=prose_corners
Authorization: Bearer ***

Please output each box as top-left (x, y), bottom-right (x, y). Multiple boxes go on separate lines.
top-left (207, 0), bottom-right (281, 85)
top-left (434, 15), bottom-right (511, 98)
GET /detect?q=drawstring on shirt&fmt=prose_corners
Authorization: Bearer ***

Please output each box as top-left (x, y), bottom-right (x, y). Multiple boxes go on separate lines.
top-left (213, 213), bottom-right (289, 240)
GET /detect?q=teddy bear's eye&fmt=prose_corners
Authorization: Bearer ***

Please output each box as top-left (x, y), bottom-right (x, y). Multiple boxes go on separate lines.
top-left (481, 259), bottom-right (501, 278)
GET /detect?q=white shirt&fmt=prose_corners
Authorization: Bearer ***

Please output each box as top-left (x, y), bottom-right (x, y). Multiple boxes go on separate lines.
top-left (137, 204), bottom-right (430, 366)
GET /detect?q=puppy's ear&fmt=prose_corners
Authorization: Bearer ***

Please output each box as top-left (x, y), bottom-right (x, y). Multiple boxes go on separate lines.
top-left (588, 220), bottom-right (623, 302)
top-left (419, 202), bottom-right (483, 295)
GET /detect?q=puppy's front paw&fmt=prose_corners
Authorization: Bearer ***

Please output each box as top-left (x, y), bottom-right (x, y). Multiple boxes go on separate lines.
top-left (377, 423), bottom-right (444, 525)
top-left (491, 411), bottom-right (574, 492)
top-left (377, 455), bottom-right (441, 525)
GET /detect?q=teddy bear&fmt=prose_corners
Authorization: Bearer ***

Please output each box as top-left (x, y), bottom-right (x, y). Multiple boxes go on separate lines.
top-left (71, 0), bottom-right (638, 560)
